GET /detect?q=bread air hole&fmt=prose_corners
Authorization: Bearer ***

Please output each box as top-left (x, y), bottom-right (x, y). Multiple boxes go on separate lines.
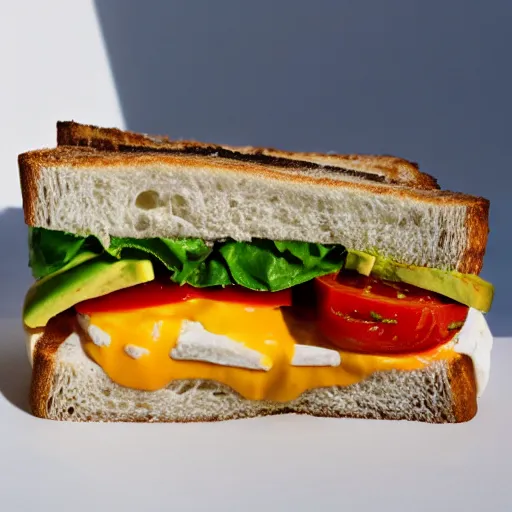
top-left (135, 190), bottom-right (161, 210)
top-left (135, 215), bottom-right (150, 231)
top-left (170, 194), bottom-right (189, 216)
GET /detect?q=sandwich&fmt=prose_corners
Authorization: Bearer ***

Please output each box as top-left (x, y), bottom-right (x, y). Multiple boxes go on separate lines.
top-left (18, 121), bottom-right (494, 423)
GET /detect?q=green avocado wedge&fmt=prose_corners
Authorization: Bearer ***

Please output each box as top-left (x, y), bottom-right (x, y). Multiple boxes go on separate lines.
top-left (345, 250), bottom-right (494, 312)
top-left (345, 250), bottom-right (376, 276)
top-left (23, 258), bottom-right (155, 328)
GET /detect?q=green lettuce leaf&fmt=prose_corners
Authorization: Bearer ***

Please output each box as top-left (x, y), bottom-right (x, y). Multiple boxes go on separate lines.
top-left (28, 228), bottom-right (346, 291)
top-left (29, 229), bottom-right (91, 278)
top-left (105, 237), bottom-right (233, 287)
top-left (219, 240), bottom-right (346, 291)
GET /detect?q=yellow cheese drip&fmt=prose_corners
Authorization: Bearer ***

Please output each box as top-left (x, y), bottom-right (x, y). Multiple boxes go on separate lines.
top-left (81, 300), bottom-right (457, 401)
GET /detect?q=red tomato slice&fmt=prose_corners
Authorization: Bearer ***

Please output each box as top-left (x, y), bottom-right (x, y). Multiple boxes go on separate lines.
top-left (314, 272), bottom-right (468, 355)
top-left (75, 280), bottom-right (292, 314)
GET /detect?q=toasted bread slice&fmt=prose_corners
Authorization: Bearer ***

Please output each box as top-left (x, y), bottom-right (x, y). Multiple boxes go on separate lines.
top-left (28, 313), bottom-right (477, 423)
top-left (57, 121), bottom-right (439, 190)
top-left (18, 146), bottom-right (489, 274)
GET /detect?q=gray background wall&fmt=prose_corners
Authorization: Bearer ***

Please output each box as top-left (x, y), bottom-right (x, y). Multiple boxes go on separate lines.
top-left (94, 0), bottom-right (511, 334)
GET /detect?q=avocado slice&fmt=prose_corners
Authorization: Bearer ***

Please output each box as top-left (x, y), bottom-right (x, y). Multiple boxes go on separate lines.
top-left (345, 249), bottom-right (376, 276)
top-left (34, 251), bottom-right (99, 286)
top-left (23, 258), bottom-right (155, 328)
top-left (352, 253), bottom-right (493, 312)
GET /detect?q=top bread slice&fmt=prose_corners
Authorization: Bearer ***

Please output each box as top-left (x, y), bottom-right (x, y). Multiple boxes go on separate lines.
top-left (19, 142), bottom-right (489, 274)
top-left (57, 121), bottom-right (439, 190)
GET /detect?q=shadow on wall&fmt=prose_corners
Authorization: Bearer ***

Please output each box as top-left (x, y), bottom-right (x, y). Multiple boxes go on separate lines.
top-left (0, 208), bottom-right (32, 317)
top-left (0, 208), bottom-right (32, 413)
top-left (95, 1), bottom-right (510, 334)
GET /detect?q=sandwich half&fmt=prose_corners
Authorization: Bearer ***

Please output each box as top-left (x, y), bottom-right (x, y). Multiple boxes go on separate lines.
top-left (18, 121), bottom-right (494, 423)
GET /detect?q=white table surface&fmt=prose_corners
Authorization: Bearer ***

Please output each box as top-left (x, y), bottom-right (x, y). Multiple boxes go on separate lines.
top-left (0, 318), bottom-right (510, 512)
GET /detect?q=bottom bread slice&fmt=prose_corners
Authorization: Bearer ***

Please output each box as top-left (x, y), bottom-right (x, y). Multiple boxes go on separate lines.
top-left (28, 315), bottom-right (478, 424)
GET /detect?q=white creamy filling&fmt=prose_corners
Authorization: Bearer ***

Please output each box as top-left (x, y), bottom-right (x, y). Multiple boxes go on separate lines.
top-left (453, 308), bottom-right (493, 397)
top-left (26, 332), bottom-right (42, 367)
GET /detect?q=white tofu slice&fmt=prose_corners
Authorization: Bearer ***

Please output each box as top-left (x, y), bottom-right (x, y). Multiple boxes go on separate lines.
top-left (170, 320), bottom-right (272, 371)
top-left (291, 344), bottom-right (341, 367)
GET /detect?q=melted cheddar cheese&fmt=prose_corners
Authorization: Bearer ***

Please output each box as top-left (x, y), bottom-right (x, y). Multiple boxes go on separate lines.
top-left (81, 299), bottom-right (457, 401)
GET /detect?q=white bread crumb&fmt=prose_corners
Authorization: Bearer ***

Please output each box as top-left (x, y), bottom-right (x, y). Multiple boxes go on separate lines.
top-left (124, 344), bottom-right (150, 359)
top-left (292, 344), bottom-right (341, 367)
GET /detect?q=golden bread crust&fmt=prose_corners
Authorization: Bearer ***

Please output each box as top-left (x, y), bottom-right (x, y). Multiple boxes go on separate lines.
top-left (29, 312), bottom-right (75, 418)
top-left (57, 121), bottom-right (439, 189)
top-left (461, 199), bottom-right (490, 274)
top-left (448, 354), bottom-right (478, 422)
